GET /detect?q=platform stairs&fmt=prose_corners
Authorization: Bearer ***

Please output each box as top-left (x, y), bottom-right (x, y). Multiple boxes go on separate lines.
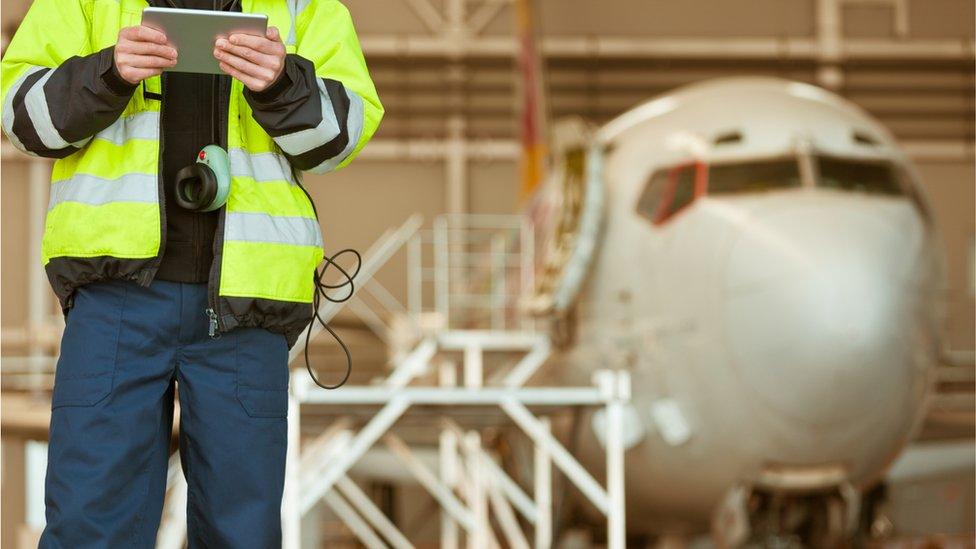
top-left (158, 213), bottom-right (630, 549)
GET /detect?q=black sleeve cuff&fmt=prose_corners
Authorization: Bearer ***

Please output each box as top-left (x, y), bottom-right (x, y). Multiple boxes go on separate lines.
top-left (98, 46), bottom-right (139, 97)
top-left (245, 54), bottom-right (300, 105)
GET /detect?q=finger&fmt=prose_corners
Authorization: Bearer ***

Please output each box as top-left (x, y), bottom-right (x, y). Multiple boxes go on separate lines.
top-left (227, 32), bottom-right (283, 55)
top-left (219, 62), bottom-right (265, 91)
top-left (119, 40), bottom-right (177, 60)
top-left (266, 26), bottom-right (281, 43)
top-left (119, 53), bottom-right (178, 69)
top-left (215, 39), bottom-right (278, 70)
top-left (213, 48), bottom-right (276, 81)
top-left (130, 25), bottom-right (169, 44)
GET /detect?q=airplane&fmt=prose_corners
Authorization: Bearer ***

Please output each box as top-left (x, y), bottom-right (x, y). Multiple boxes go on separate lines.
top-left (526, 76), bottom-right (946, 546)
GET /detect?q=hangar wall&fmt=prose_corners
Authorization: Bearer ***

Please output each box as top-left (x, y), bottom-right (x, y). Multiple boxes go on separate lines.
top-left (1, 0), bottom-right (973, 351)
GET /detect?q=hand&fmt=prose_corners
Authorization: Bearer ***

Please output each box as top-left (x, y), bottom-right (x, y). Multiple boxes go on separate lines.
top-left (213, 26), bottom-right (286, 92)
top-left (114, 25), bottom-right (178, 84)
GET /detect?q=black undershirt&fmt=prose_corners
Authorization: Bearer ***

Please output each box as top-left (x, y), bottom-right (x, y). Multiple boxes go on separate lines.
top-left (154, 0), bottom-right (238, 283)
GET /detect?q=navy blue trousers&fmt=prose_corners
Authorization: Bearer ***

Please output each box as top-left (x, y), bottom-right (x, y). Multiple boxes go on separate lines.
top-left (39, 279), bottom-right (290, 548)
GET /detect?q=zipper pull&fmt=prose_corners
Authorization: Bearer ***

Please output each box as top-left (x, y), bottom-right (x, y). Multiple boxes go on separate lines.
top-left (205, 308), bottom-right (221, 339)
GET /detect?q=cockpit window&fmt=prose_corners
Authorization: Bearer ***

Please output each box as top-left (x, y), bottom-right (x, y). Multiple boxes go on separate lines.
top-left (708, 159), bottom-right (801, 194)
top-left (669, 166), bottom-right (696, 213)
top-left (636, 164), bottom-right (699, 225)
top-left (636, 170), bottom-right (669, 222)
top-left (817, 156), bottom-right (903, 196)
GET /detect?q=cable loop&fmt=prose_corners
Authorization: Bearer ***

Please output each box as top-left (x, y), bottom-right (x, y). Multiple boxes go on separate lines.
top-left (303, 248), bottom-right (361, 390)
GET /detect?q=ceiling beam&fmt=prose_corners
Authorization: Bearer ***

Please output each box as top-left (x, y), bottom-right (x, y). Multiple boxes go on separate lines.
top-left (360, 35), bottom-right (975, 61)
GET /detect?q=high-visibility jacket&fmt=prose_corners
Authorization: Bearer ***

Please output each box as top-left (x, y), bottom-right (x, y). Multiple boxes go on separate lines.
top-left (1, 0), bottom-right (383, 345)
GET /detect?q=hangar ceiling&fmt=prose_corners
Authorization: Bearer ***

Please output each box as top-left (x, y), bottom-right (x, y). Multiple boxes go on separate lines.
top-left (348, 0), bottom-right (974, 157)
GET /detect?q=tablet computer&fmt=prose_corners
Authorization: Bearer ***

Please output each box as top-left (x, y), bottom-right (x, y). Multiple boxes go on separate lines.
top-left (141, 7), bottom-right (268, 74)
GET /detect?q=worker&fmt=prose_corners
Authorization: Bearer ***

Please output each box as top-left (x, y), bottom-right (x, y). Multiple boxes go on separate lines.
top-left (0, 0), bottom-right (382, 545)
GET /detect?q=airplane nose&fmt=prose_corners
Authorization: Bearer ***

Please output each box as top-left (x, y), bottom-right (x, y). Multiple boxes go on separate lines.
top-left (719, 198), bottom-right (927, 428)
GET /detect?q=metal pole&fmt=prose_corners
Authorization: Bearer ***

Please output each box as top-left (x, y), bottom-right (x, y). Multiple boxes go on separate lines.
top-left (27, 158), bottom-right (49, 357)
top-left (385, 433), bottom-right (476, 531)
top-left (408, 234), bottom-right (422, 318)
top-left (440, 362), bottom-right (461, 549)
top-left (1, 440), bottom-right (26, 549)
top-left (478, 452), bottom-right (536, 524)
top-left (322, 491), bottom-right (387, 549)
top-left (282, 394), bottom-right (302, 549)
top-left (503, 336), bottom-right (551, 388)
top-left (301, 397), bottom-right (411, 513)
top-left (519, 217), bottom-right (534, 332)
top-left (434, 216), bottom-right (450, 327)
top-left (816, 0), bottom-right (844, 89)
top-left (605, 372), bottom-right (628, 549)
top-left (463, 431), bottom-right (488, 549)
top-left (490, 233), bottom-right (505, 330)
top-left (488, 481), bottom-right (530, 549)
top-left (445, 116), bottom-right (467, 215)
top-left (336, 476), bottom-right (414, 549)
top-left (463, 343), bottom-right (483, 389)
top-left (534, 417), bottom-right (552, 549)
top-left (501, 399), bottom-right (609, 514)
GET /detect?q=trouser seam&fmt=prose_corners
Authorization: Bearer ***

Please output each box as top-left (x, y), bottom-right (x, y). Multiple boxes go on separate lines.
top-left (133, 396), bottom-right (167, 546)
top-left (108, 282), bottom-right (128, 407)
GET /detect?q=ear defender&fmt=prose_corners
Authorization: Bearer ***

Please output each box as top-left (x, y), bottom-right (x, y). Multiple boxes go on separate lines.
top-left (174, 144), bottom-right (231, 212)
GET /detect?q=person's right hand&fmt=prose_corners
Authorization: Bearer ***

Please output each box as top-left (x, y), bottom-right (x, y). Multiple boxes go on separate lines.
top-left (114, 26), bottom-right (178, 85)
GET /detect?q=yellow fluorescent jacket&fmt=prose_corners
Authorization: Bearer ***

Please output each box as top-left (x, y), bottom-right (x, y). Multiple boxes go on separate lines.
top-left (1, 0), bottom-right (383, 344)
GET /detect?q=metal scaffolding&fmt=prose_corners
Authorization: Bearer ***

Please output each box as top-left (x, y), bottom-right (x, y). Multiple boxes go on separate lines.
top-left (278, 213), bottom-right (631, 548)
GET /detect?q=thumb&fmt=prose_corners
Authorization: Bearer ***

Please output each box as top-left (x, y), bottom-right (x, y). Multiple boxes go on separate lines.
top-left (267, 26), bottom-right (281, 42)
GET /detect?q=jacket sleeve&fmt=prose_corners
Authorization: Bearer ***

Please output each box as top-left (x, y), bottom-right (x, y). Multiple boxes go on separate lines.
top-left (243, 0), bottom-right (383, 174)
top-left (1, 0), bottom-right (137, 159)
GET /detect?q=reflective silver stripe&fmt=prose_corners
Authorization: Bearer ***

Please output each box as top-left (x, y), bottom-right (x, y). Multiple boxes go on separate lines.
top-left (1, 66), bottom-right (46, 156)
top-left (225, 211), bottom-right (323, 248)
top-left (272, 78), bottom-right (341, 156)
top-left (93, 111), bottom-right (159, 145)
top-left (229, 148), bottom-right (296, 184)
top-left (285, 0), bottom-right (312, 45)
top-left (24, 70), bottom-right (77, 150)
top-left (309, 88), bottom-right (365, 174)
top-left (49, 173), bottom-right (158, 208)
top-left (69, 135), bottom-right (92, 148)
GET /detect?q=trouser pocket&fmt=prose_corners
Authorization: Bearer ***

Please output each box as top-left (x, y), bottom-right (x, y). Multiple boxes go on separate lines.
top-left (234, 327), bottom-right (289, 418)
top-left (52, 281), bottom-right (127, 408)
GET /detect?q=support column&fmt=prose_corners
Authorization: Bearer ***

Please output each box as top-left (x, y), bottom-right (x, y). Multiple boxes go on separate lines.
top-left (28, 159), bottom-right (50, 358)
top-left (446, 116), bottom-right (467, 215)
top-left (605, 372), bottom-right (628, 549)
top-left (815, 0), bottom-right (844, 89)
top-left (463, 344), bottom-right (483, 389)
top-left (1, 440), bottom-right (27, 549)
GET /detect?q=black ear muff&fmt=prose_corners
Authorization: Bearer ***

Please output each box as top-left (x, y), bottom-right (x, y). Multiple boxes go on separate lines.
top-left (174, 163), bottom-right (219, 211)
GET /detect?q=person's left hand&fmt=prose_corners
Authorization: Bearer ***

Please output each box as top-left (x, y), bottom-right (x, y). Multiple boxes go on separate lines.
top-left (213, 26), bottom-right (286, 92)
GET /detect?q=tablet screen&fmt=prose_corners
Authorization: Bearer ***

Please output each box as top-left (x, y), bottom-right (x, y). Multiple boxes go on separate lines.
top-left (141, 7), bottom-right (268, 75)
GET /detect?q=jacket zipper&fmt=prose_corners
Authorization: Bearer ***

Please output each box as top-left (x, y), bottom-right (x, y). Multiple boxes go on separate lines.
top-left (206, 73), bottom-right (229, 338)
top-left (206, 306), bottom-right (220, 337)
top-left (206, 210), bottom-right (225, 338)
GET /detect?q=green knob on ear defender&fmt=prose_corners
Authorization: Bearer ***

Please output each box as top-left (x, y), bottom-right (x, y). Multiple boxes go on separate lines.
top-left (174, 144), bottom-right (232, 212)
top-left (196, 144), bottom-right (231, 212)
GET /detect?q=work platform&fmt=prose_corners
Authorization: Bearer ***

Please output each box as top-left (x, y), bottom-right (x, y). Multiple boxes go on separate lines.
top-left (284, 336), bottom-right (630, 549)
top-left (272, 214), bottom-right (630, 549)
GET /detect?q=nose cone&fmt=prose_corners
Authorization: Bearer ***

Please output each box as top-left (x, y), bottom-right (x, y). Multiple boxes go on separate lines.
top-left (721, 195), bottom-right (930, 428)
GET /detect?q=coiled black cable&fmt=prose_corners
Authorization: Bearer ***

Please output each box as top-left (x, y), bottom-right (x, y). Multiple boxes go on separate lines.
top-left (303, 247), bottom-right (361, 390)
